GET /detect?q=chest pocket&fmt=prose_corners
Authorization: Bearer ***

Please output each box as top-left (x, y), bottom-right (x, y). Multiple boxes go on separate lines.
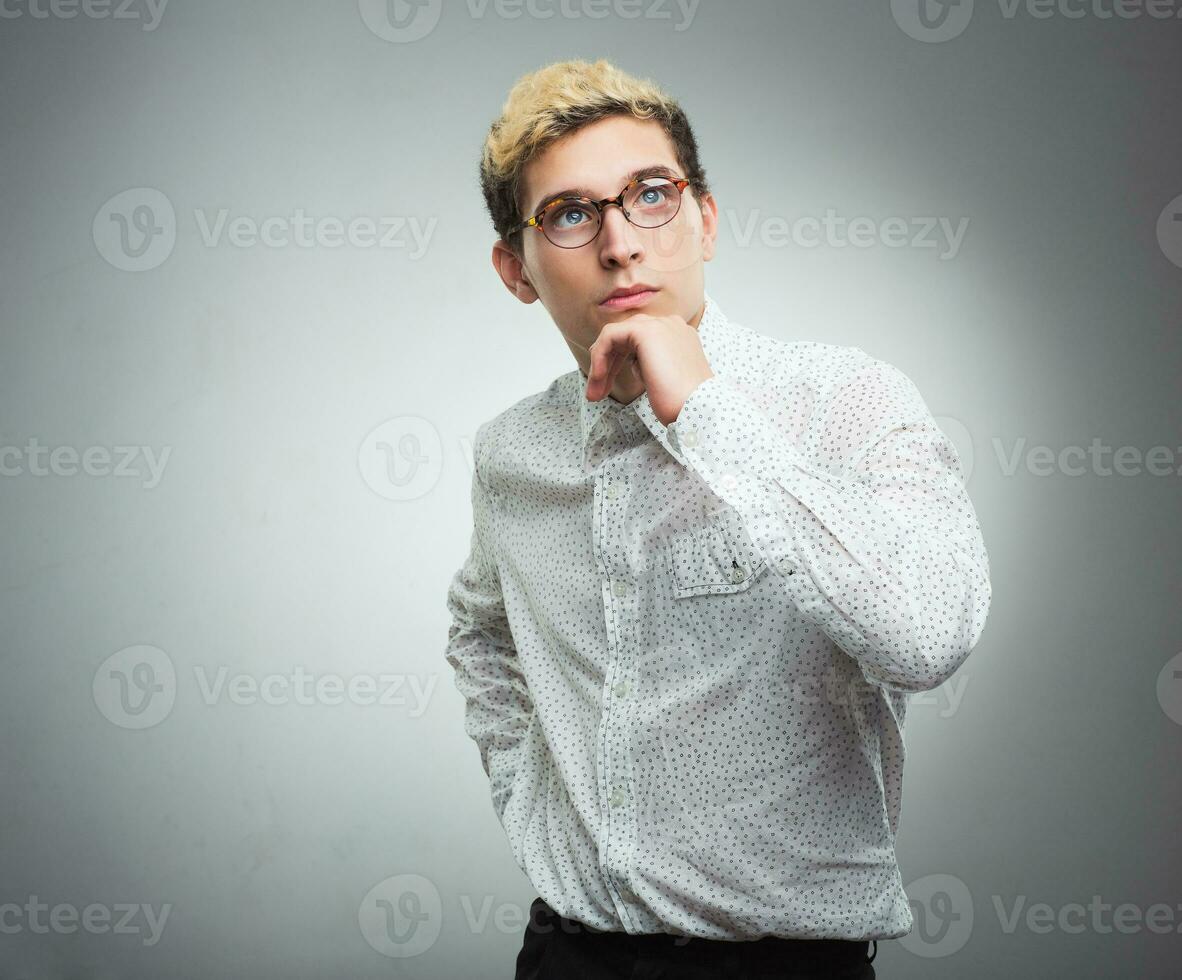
top-left (665, 506), bottom-right (769, 598)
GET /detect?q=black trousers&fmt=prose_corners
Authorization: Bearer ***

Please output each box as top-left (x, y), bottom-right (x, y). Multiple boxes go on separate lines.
top-left (515, 896), bottom-right (878, 980)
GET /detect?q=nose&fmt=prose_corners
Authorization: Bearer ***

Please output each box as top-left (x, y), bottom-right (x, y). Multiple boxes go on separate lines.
top-left (596, 203), bottom-right (644, 267)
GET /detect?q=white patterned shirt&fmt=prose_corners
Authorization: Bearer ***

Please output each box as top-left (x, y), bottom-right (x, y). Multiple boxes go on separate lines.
top-left (444, 291), bottom-right (991, 941)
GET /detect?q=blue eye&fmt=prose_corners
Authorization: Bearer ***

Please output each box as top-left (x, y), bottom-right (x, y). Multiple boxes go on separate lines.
top-left (546, 202), bottom-right (596, 233)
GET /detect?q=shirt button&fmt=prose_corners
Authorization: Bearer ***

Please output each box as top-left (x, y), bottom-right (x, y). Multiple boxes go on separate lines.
top-left (612, 580), bottom-right (628, 597)
top-left (730, 564), bottom-right (746, 583)
top-left (609, 787), bottom-right (627, 807)
top-left (605, 483), bottom-right (620, 499)
top-left (680, 429), bottom-right (699, 448)
top-left (613, 679), bottom-right (629, 697)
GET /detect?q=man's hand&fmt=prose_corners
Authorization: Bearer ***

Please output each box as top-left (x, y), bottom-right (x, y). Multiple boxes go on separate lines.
top-left (585, 312), bottom-right (715, 426)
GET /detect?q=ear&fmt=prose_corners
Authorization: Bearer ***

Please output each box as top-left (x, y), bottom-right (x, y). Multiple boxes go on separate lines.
top-left (491, 239), bottom-right (539, 303)
top-left (698, 192), bottom-right (719, 263)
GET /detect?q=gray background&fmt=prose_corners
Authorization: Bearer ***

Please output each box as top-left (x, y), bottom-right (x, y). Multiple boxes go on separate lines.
top-left (1, 0), bottom-right (1180, 977)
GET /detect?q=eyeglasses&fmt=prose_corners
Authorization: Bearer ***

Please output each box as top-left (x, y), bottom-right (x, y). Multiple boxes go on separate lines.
top-left (511, 174), bottom-right (692, 249)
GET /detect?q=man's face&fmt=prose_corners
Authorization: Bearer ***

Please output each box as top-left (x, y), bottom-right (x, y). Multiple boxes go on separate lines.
top-left (493, 114), bottom-right (718, 367)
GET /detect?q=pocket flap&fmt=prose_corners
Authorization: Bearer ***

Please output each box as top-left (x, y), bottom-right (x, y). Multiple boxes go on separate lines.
top-left (667, 507), bottom-right (767, 597)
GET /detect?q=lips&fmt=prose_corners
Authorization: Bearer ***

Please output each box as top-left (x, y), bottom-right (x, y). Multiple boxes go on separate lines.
top-left (599, 285), bottom-right (659, 311)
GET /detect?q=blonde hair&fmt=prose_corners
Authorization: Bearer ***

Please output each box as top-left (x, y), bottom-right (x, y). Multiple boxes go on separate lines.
top-left (479, 58), bottom-right (711, 253)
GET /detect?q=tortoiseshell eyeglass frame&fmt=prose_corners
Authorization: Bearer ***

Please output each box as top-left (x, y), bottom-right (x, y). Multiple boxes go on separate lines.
top-left (509, 175), bottom-right (692, 248)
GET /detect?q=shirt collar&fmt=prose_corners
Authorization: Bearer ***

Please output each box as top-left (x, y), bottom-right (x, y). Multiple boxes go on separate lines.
top-left (567, 290), bottom-right (730, 464)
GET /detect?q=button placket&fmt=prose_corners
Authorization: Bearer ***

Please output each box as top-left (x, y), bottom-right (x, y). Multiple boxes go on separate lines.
top-left (593, 466), bottom-right (638, 927)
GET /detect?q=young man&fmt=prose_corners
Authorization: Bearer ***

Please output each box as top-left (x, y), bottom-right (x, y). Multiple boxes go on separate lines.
top-left (447, 58), bottom-right (992, 979)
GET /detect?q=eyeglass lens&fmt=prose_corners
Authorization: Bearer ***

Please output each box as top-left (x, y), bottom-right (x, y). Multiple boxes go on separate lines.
top-left (540, 177), bottom-right (682, 247)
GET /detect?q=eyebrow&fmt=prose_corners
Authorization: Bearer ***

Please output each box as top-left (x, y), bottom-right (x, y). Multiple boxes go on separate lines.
top-left (529, 164), bottom-right (679, 218)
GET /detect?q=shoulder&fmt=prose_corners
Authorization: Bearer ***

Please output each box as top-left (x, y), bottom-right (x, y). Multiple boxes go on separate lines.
top-left (472, 371), bottom-right (577, 485)
top-left (723, 318), bottom-right (932, 460)
top-left (723, 316), bottom-right (880, 395)
top-left (747, 327), bottom-right (923, 414)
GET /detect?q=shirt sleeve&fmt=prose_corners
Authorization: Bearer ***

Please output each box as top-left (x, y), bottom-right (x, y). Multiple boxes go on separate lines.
top-left (444, 428), bottom-right (534, 823)
top-left (664, 355), bottom-right (992, 693)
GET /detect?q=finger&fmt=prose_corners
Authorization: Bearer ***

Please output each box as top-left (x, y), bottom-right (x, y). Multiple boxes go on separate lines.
top-left (620, 350), bottom-right (640, 385)
top-left (587, 334), bottom-right (607, 388)
top-left (588, 351), bottom-right (614, 399)
top-left (600, 347), bottom-right (625, 397)
top-left (586, 324), bottom-right (639, 398)
top-left (588, 329), bottom-right (621, 396)
top-left (609, 351), bottom-right (637, 394)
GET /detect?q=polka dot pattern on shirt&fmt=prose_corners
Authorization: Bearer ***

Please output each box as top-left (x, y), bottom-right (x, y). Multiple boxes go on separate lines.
top-left (445, 291), bottom-right (992, 941)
